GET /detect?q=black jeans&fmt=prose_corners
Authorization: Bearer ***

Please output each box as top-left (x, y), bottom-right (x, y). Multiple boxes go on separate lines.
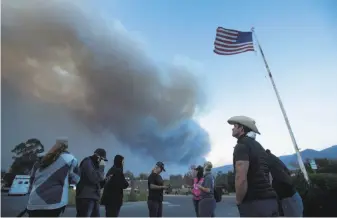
top-left (105, 203), bottom-right (122, 217)
top-left (76, 198), bottom-right (100, 217)
top-left (27, 206), bottom-right (65, 217)
top-left (237, 198), bottom-right (279, 217)
top-left (193, 199), bottom-right (200, 217)
top-left (147, 200), bottom-right (163, 217)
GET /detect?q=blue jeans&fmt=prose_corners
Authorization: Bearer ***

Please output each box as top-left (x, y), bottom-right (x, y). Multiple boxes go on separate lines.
top-left (281, 192), bottom-right (303, 217)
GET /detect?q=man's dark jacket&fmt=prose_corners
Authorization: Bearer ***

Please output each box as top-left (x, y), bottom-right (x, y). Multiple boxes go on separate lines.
top-left (101, 155), bottom-right (129, 205)
top-left (267, 152), bottom-right (296, 199)
top-left (76, 156), bottom-right (106, 201)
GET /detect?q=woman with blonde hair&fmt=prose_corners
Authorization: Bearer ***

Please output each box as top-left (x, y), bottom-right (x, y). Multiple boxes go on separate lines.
top-left (196, 161), bottom-right (216, 217)
top-left (26, 138), bottom-right (80, 217)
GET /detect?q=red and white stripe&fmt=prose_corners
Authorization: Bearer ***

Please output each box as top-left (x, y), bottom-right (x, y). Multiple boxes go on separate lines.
top-left (213, 27), bottom-right (254, 55)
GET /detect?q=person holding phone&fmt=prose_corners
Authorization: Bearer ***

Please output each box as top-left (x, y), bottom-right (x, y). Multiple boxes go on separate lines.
top-left (147, 162), bottom-right (169, 217)
top-left (75, 148), bottom-right (111, 217)
top-left (101, 154), bottom-right (130, 217)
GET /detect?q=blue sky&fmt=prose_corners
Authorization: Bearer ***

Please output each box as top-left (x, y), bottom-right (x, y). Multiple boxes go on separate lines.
top-left (84, 0), bottom-right (337, 166)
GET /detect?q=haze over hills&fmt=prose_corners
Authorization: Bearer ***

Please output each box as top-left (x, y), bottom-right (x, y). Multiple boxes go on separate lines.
top-left (213, 145), bottom-right (337, 173)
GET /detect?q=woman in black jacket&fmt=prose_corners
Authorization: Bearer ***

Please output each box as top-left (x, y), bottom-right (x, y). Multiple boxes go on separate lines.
top-left (101, 155), bottom-right (129, 217)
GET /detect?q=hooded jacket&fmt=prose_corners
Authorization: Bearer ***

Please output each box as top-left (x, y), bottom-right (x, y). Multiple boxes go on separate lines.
top-left (266, 152), bottom-right (296, 199)
top-left (101, 155), bottom-right (129, 205)
top-left (76, 155), bottom-right (105, 201)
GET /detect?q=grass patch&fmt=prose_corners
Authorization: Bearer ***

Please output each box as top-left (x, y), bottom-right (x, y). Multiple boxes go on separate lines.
top-left (68, 188), bottom-right (147, 206)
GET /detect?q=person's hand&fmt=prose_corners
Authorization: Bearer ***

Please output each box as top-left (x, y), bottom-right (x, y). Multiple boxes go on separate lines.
top-left (196, 184), bottom-right (202, 189)
top-left (162, 185), bottom-right (169, 189)
top-left (105, 174), bottom-right (113, 181)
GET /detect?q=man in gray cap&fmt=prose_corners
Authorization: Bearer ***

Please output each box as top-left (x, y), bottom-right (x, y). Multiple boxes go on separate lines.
top-left (76, 148), bottom-right (111, 217)
top-left (227, 116), bottom-right (279, 217)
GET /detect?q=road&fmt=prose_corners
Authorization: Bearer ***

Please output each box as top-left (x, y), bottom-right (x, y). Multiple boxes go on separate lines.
top-left (1, 193), bottom-right (239, 217)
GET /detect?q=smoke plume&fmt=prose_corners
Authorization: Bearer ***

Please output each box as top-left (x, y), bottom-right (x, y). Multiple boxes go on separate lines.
top-left (1, 0), bottom-right (210, 164)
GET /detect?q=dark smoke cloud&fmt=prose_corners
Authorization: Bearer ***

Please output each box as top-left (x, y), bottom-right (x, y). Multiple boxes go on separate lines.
top-left (1, 0), bottom-right (210, 164)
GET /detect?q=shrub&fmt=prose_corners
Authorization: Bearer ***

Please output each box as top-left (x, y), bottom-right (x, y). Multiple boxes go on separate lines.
top-left (293, 173), bottom-right (337, 217)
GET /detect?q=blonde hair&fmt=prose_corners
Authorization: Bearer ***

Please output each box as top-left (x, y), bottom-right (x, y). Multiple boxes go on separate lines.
top-left (40, 140), bottom-right (68, 170)
top-left (204, 161), bottom-right (213, 171)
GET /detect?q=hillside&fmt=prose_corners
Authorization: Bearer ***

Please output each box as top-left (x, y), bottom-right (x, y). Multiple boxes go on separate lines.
top-left (214, 145), bottom-right (337, 173)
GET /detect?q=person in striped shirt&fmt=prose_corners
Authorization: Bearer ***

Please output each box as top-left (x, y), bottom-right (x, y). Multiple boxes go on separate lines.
top-left (26, 138), bottom-right (80, 217)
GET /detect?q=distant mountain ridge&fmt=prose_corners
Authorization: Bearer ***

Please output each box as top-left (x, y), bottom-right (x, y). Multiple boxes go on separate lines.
top-left (214, 145), bottom-right (337, 173)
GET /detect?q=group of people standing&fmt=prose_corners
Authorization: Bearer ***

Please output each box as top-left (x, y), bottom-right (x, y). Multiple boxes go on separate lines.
top-left (186, 115), bottom-right (304, 217)
top-left (24, 141), bottom-right (130, 217)
top-left (146, 160), bottom-right (218, 217)
top-left (23, 114), bottom-right (304, 217)
top-left (191, 162), bottom-right (217, 217)
top-left (75, 149), bottom-right (129, 217)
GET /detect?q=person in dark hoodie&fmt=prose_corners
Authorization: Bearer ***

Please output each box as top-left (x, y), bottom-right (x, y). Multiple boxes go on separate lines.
top-left (101, 155), bottom-right (129, 217)
top-left (266, 149), bottom-right (303, 217)
top-left (76, 148), bottom-right (111, 217)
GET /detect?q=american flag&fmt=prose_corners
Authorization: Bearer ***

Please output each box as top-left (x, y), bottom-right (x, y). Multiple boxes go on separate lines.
top-left (214, 27), bottom-right (254, 55)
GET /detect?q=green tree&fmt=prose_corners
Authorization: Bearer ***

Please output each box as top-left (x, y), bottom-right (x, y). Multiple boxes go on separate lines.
top-left (9, 138), bottom-right (44, 174)
top-left (138, 173), bottom-right (148, 180)
top-left (4, 139), bottom-right (44, 187)
top-left (215, 171), bottom-right (228, 187)
top-left (183, 173), bottom-right (194, 187)
top-left (227, 171), bottom-right (235, 192)
top-left (316, 159), bottom-right (337, 174)
top-left (292, 158), bottom-right (337, 174)
top-left (169, 174), bottom-right (183, 188)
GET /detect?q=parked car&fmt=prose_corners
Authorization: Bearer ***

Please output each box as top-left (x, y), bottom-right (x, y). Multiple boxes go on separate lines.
top-left (8, 175), bottom-right (30, 196)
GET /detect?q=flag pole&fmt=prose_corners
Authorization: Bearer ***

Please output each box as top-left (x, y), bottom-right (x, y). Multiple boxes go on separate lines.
top-left (251, 27), bottom-right (310, 183)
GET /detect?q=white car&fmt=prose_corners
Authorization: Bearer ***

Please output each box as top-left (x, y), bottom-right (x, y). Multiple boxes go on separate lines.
top-left (8, 175), bottom-right (30, 196)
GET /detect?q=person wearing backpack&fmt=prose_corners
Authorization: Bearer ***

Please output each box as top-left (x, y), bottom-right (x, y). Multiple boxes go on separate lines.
top-left (197, 161), bottom-right (216, 217)
top-left (192, 165), bottom-right (204, 217)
